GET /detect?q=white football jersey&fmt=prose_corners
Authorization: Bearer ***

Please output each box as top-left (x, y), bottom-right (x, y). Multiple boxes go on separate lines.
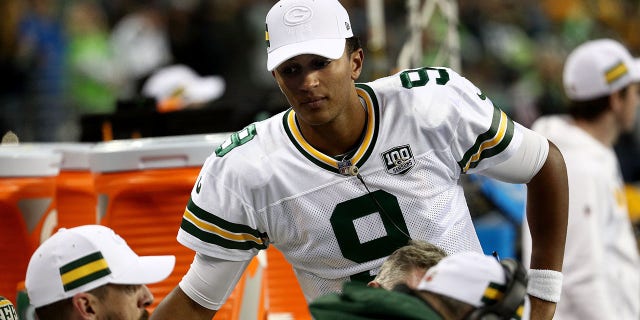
top-left (177, 67), bottom-right (523, 302)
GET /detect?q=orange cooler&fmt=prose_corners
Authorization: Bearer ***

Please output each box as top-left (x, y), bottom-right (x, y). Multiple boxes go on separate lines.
top-left (30, 143), bottom-right (97, 230)
top-left (0, 146), bottom-right (61, 303)
top-left (89, 133), bottom-right (235, 313)
top-left (265, 247), bottom-right (312, 319)
top-left (54, 143), bottom-right (97, 229)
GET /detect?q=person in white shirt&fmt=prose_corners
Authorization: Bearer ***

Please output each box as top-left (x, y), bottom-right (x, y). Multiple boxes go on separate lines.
top-left (526, 38), bottom-right (640, 320)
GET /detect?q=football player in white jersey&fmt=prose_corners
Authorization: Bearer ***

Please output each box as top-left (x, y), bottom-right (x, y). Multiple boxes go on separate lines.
top-left (151, 0), bottom-right (568, 319)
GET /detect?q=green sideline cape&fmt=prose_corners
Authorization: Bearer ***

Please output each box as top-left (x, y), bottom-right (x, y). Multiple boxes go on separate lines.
top-left (309, 281), bottom-right (445, 320)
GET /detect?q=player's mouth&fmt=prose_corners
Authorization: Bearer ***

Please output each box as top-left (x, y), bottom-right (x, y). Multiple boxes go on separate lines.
top-left (300, 96), bottom-right (326, 108)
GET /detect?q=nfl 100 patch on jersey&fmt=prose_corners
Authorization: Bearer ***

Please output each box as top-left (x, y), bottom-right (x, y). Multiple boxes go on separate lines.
top-left (381, 144), bottom-right (415, 175)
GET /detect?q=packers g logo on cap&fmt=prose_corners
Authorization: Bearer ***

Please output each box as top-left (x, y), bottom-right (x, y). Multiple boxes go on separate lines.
top-left (284, 6), bottom-right (313, 26)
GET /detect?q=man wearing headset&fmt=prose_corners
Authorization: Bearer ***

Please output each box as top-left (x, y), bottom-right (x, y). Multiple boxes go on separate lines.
top-left (309, 251), bottom-right (527, 320)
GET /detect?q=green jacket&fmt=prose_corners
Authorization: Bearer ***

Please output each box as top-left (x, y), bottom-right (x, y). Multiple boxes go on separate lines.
top-left (309, 282), bottom-right (445, 320)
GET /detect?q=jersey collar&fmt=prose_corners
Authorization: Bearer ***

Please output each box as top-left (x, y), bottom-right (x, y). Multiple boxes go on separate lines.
top-left (282, 84), bottom-right (380, 175)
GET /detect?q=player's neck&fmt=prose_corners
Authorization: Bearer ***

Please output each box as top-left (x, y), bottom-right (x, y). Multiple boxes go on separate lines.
top-left (298, 98), bottom-right (367, 157)
top-left (574, 114), bottom-right (619, 147)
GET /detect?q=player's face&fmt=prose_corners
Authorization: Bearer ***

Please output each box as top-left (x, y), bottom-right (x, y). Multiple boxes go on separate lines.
top-left (272, 48), bottom-right (363, 127)
top-left (94, 284), bottom-right (154, 320)
top-left (618, 82), bottom-right (639, 133)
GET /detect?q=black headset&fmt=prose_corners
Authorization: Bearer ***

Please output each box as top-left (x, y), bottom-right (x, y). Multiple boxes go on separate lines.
top-left (466, 258), bottom-right (528, 320)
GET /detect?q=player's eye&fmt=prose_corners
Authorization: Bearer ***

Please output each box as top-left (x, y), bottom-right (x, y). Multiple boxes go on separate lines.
top-left (312, 58), bottom-right (332, 69)
top-left (278, 64), bottom-right (300, 75)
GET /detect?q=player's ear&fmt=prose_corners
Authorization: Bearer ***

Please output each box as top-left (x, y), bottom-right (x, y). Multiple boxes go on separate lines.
top-left (609, 90), bottom-right (623, 113)
top-left (271, 70), bottom-right (276, 78)
top-left (350, 48), bottom-right (364, 80)
top-left (367, 280), bottom-right (381, 288)
top-left (72, 292), bottom-right (98, 319)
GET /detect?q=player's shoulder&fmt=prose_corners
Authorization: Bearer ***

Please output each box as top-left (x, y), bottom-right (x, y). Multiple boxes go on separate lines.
top-left (203, 112), bottom-right (287, 181)
top-left (366, 66), bottom-right (464, 84)
top-left (214, 112), bottom-right (285, 157)
top-left (362, 66), bottom-right (478, 100)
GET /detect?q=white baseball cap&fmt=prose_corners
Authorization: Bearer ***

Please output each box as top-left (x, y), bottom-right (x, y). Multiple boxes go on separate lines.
top-left (25, 225), bottom-right (175, 308)
top-left (265, 0), bottom-right (353, 71)
top-left (416, 251), bottom-right (506, 307)
top-left (563, 38), bottom-right (640, 101)
top-left (142, 64), bottom-right (225, 108)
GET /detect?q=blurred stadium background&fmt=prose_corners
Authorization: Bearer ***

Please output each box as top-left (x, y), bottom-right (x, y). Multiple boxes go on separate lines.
top-left (2, 0), bottom-right (640, 319)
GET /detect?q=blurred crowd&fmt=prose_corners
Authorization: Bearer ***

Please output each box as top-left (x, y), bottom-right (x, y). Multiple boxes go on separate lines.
top-left (1, 0), bottom-right (640, 162)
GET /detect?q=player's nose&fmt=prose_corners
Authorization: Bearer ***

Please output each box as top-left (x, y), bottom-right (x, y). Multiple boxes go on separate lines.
top-left (300, 70), bottom-right (320, 90)
top-left (138, 285), bottom-right (154, 308)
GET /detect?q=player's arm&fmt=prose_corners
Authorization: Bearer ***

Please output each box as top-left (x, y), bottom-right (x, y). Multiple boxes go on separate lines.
top-left (152, 286), bottom-right (216, 320)
top-left (523, 141), bottom-right (568, 320)
top-left (481, 126), bottom-right (568, 320)
top-left (448, 71), bottom-right (568, 287)
top-left (151, 254), bottom-right (251, 320)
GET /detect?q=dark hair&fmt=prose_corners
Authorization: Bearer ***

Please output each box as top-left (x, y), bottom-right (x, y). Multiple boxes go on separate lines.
top-left (34, 285), bottom-right (111, 319)
top-left (569, 86), bottom-right (629, 120)
top-left (346, 36), bottom-right (362, 54)
top-left (35, 298), bottom-right (75, 320)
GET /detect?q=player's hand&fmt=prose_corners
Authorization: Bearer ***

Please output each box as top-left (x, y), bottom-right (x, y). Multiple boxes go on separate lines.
top-left (528, 296), bottom-right (556, 320)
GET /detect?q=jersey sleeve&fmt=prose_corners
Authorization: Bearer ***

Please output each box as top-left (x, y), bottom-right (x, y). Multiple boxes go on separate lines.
top-left (179, 253), bottom-right (252, 310)
top-left (452, 73), bottom-right (523, 174)
top-left (177, 130), bottom-right (269, 262)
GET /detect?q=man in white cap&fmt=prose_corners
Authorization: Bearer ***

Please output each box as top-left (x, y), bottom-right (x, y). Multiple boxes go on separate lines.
top-left (525, 39), bottom-right (640, 320)
top-left (25, 225), bottom-right (175, 320)
top-left (309, 251), bottom-right (527, 320)
top-left (151, 0), bottom-right (568, 319)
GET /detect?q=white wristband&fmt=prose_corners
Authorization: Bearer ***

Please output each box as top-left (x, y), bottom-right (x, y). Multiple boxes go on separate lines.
top-left (527, 269), bottom-right (563, 303)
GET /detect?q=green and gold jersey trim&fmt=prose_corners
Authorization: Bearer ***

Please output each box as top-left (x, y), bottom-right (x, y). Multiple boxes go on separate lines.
top-left (181, 198), bottom-right (268, 250)
top-left (458, 106), bottom-right (514, 173)
top-left (282, 83), bottom-right (380, 174)
top-left (59, 252), bottom-right (111, 292)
